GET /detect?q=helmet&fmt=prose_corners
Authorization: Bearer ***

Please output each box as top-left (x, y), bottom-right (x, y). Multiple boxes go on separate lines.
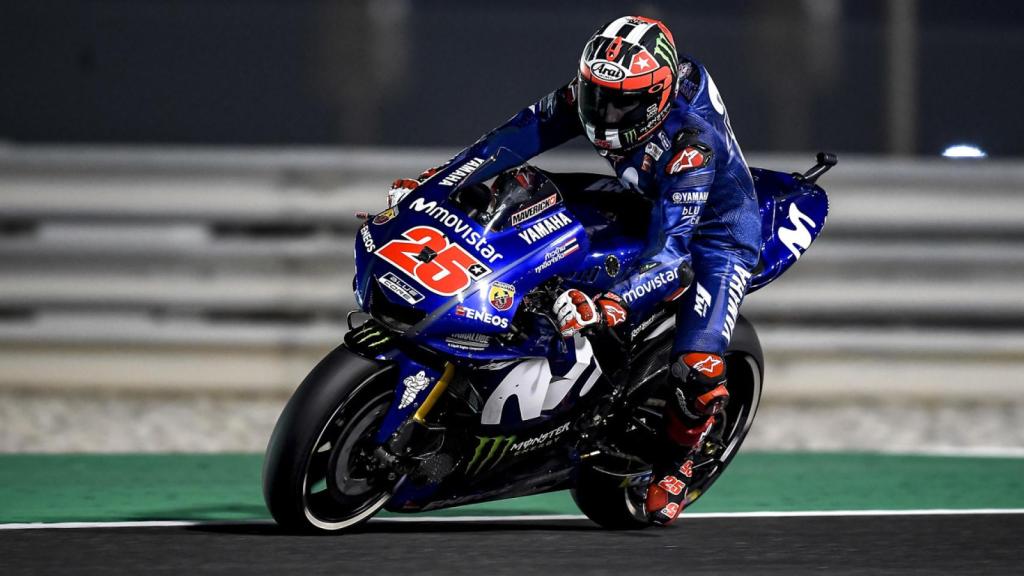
top-left (577, 16), bottom-right (680, 151)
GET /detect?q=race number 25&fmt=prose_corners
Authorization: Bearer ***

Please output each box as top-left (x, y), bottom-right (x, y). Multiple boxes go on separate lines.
top-left (375, 226), bottom-right (491, 295)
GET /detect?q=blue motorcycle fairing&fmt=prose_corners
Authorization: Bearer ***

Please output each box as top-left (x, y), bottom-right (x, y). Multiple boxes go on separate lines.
top-left (355, 154), bottom-right (591, 362)
top-left (348, 150), bottom-right (831, 514)
top-left (747, 168), bottom-right (830, 293)
top-left (379, 334), bottom-right (607, 512)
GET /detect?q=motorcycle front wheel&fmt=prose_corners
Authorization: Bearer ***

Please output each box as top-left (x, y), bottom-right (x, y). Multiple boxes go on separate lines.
top-left (263, 344), bottom-right (396, 532)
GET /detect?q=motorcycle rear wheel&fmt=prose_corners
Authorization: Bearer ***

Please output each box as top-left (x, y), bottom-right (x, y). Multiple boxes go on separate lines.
top-left (572, 316), bottom-right (763, 528)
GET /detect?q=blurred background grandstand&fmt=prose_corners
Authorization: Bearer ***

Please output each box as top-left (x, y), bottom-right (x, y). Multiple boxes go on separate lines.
top-left (2, 0), bottom-right (1022, 452)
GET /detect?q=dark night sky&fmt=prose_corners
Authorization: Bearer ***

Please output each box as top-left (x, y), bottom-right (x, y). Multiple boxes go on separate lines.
top-left (1, 0), bottom-right (1022, 156)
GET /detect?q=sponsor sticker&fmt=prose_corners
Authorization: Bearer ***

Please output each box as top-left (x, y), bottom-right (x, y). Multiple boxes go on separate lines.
top-left (375, 225), bottom-right (492, 295)
top-left (509, 194), bottom-right (558, 226)
top-left (455, 305), bottom-right (509, 329)
top-left (517, 212), bottom-right (573, 245)
top-left (671, 190), bottom-right (709, 204)
top-left (378, 271), bottom-right (424, 305)
top-left (777, 202), bottom-right (817, 260)
top-left (359, 225), bottom-right (376, 253)
top-left (438, 157), bottom-right (485, 187)
top-left (623, 266), bottom-right (680, 304)
top-left (408, 197), bottom-right (504, 264)
top-left (534, 237), bottom-right (580, 274)
top-left (684, 353), bottom-right (724, 378)
top-left (399, 370), bottom-right (432, 409)
top-left (667, 146), bottom-right (709, 174)
top-left (445, 332), bottom-right (491, 351)
top-left (645, 141), bottom-right (664, 161)
top-left (693, 282), bottom-right (712, 318)
top-left (638, 261), bottom-right (659, 274)
top-left (373, 207), bottom-right (397, 225)
top-left (658, 131), bottom-right (672, 150)
top-left (488, 281), bottom-right (516, 312)
top-left (465, 422), bottom-right (571, 475)
top-left (590, 60), bottom-right (627, 82)
top-left (721, 264), bottom-right (752, 341)
top-left (629, 311), bottom-right (665, 340)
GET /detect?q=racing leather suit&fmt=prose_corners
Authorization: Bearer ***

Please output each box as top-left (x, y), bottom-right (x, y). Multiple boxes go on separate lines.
top-left (412, 54), bottom-right (762, 523)
top-left (431, 55), bottom-right (762, 357)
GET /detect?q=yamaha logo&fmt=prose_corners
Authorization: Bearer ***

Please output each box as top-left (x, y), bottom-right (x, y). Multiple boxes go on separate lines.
top-left (590, 61), bottom-right (626, 82)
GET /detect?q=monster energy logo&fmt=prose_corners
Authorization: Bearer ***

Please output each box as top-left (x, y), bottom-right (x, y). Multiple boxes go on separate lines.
top-left (464, 422), bottom-right (572, 476)
top-left (352, 327), bottom-right (389, 349)
top-left (654, 33), bottom-right (677, 70)
top-left (465, 435), bottom-right (516, 476)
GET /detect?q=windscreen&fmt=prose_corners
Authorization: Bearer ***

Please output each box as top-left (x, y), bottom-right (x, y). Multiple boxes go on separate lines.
top-left (449, 148), bottom-right (562, 232)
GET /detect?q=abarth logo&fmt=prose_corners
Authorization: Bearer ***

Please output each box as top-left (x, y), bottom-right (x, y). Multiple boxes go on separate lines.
top-left (488, 281), bottom-right (516, 312)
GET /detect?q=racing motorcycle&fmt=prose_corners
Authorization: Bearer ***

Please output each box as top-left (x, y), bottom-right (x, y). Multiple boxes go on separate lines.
top-left (263, 148), bottom-right (835, 531)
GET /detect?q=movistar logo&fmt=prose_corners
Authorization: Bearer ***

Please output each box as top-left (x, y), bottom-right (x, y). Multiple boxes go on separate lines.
top-left (654, 33), bottom-right (677, 69)
top-left (352, 327), bottom-right (389, 349)
top-left (465, 435), bottom-right (516, 476)
top-left (778, 202), bottom-right (817, 260)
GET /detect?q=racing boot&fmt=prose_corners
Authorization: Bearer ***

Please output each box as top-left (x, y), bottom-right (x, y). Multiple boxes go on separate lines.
top-left (645, 352), bottom-right (729, 525)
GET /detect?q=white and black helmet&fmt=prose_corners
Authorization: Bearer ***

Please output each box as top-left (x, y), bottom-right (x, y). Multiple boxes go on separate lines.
top-left (577, 16), bottom-right (681, 151)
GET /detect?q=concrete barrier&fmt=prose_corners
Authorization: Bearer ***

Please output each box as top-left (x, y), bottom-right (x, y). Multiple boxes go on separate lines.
top-left (1, 145), bottom-right (1022, 451)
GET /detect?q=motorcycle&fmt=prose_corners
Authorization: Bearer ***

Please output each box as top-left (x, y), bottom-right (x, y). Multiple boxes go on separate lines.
top-left (263, 148), bottom-right (835, 531)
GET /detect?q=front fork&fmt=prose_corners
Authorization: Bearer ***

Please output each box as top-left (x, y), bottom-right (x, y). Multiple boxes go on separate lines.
top-left (371, 358), bottom-right (456, 480)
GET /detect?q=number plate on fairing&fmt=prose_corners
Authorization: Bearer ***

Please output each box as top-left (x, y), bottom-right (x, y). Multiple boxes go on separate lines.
top-left (375, 225), bottom-right (492, 296)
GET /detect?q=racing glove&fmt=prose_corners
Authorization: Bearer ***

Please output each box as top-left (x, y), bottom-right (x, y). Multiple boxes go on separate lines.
top-left (387, 166), bottom-right (443, 208)
top-left (554, 289), bottom-right (627, 337)
top-left (387, 178), bottom-right (419, 208)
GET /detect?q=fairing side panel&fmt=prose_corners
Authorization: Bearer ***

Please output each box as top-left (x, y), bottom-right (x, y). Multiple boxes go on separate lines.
top-left (748, 168), bottom-right (830, 293)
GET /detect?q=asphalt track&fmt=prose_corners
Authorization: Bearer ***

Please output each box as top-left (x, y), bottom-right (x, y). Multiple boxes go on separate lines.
top-left (3, 454), bottom-right (1023, 574)
top-left (1, 513), bottom-right (1022, 575)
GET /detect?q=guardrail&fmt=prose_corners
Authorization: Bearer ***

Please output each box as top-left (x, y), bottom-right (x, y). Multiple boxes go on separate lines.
top-left (1, 145), bottom-right (1022, 400)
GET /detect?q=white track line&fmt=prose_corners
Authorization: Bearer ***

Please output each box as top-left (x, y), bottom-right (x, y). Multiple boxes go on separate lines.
top-left (0, 520), bottom-right (208, 530)
top-left (2, 509), bottom-right (1023, 530)
top-left (876, 446), bottom-right (1024, 458)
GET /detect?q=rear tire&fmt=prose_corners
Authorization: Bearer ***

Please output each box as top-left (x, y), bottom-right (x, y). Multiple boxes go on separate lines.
top-left (572, 315), bottom-right (764, 528)
top-left (571, 458), bottom-right (651, 530)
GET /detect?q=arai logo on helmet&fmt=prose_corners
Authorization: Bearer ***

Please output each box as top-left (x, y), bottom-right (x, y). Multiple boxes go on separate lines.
top-left (590, 60), bottom-right (627, 82)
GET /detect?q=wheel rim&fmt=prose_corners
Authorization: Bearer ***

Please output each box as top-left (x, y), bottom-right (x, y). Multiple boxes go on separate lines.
top-left (301, 387), bottom-right (394, 530)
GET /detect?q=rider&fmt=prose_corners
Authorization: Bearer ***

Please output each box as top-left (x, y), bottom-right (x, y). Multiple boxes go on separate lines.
top-left (387, 16), bottom-right (761, 525)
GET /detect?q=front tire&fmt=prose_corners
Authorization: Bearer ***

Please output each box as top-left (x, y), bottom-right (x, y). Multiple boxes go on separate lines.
top-left (262, 344), bottom-right (396, 532)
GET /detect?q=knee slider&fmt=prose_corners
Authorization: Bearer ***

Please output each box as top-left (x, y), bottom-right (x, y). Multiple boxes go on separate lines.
top-left (669, 352), bottom-right (729, 423)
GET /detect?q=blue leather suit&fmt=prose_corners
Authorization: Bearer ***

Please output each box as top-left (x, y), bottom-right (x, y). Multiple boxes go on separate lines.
top-left (439, 56), bottom-right (761, 355)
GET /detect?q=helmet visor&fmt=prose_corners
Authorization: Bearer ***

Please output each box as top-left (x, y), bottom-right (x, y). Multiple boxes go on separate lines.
top-left (578, 80), bottom-right (658, 130)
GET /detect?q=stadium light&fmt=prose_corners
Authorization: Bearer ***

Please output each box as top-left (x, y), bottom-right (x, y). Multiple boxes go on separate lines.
top-left (941, 144), bottom-right (987, 159)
